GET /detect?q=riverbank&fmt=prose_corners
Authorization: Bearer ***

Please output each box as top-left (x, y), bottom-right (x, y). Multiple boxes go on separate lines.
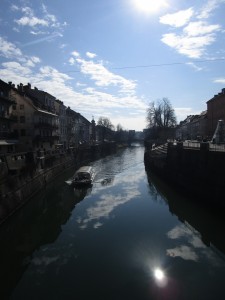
top-left (144, 141), bottom-right (225, 208)
top-left (0, 142), bottom-right (117, 224)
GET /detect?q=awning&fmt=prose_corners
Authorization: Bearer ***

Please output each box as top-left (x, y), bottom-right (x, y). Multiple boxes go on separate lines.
top-left (0, 140), bottom-right (18, 145)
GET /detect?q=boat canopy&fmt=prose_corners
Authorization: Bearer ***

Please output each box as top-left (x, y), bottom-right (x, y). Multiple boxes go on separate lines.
top-left (74, 166), bottom-right (93, 179)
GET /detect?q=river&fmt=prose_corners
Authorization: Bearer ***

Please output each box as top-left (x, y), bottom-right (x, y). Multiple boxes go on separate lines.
top-left (0, 143), bottom-right (225, 300)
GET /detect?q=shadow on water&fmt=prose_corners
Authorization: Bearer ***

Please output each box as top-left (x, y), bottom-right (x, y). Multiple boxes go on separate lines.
top-left (145, 168), bottom-right (225, 258)
top-left (0, 174), bottom-right (91, 300)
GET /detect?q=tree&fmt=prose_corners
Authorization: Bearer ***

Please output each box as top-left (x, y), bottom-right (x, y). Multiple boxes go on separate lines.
top-left (97, 117), bottom-right (115, 141)
top-left (115, 123), bottom-right (129, 143)
top-left (146, 98), bottom-right (177, 141)
top-left (146, 98), bottom-right (176, 128)
top-left (97, 117), bottom-right (114, 130)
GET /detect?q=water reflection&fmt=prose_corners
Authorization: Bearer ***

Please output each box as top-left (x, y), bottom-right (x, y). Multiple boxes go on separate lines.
top-left (0, 177), bottom-right (90, 300)
top-left (75, 146), bottom-right (145, 230)
top-left (77, 187), bottom-right (141, 230)
top-left (146, 169), bottom-right (225, 260)
top-left (153, 268), bottom-right (168, 288)
top-left (2, 145), bottom-right (225, 299)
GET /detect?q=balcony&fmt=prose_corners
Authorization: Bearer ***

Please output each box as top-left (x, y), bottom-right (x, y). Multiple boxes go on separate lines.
top-left (34, 122), bottom-right (59, 130)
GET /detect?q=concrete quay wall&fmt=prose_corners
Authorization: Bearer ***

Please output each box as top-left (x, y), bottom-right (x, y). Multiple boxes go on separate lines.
top-left (144, 142), bottom-right (225, 207)
top-left (0, 142), bottom-right (117, 224)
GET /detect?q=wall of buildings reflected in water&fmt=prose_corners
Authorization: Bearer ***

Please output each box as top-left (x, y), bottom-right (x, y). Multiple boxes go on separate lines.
top-left (0, 144), bottom-right (225, 300)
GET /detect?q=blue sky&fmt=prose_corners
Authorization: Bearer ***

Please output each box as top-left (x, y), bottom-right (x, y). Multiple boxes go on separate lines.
top-left (0, 0), bottom-right (225, 131)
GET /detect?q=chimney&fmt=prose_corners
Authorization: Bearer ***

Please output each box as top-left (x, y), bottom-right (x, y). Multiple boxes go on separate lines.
top-left (17, 83), bottom-right (23, 92)
top-left (24, 83), bottom-right (31, 91)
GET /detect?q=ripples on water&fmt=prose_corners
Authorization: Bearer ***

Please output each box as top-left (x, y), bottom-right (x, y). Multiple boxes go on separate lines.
top-left (93, 144), bottom-right (143, 184)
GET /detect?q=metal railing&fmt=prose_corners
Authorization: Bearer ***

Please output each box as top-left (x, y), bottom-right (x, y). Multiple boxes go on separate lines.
top-left (173, 141), bottom-right (225, 152)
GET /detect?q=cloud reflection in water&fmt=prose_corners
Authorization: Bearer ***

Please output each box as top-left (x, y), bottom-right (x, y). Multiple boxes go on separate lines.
top-left (77, 169), bottom-right (145, 229)
top-left (166, 223), bottom-right (225, 266)
top-left (78, 188), bottom-right (141, 229)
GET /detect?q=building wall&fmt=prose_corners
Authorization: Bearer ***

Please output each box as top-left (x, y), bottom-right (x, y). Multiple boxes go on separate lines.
top-left (10, 91), bottom-right (34, 151)
top-left (207, 90), bottom-right (225, 138)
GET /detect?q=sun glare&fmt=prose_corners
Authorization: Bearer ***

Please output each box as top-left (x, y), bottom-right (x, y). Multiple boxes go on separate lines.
top-left (154, 268), bottom-right (165, 281)
top-left (132, 0), bottom-right (168, 14)
top-left (153, 267), bottom-right (168, 287)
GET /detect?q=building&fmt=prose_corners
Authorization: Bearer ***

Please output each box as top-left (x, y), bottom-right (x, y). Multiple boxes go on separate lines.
top-left (0, 80), bottom-right (17, 154)
top-left (55, 99), bottom-right (67, 149)
top-left (11, 83), bottom-right (60, 152)
top-left (207, 88), bottom-right (225, 138)
top-left (176, 111), bottom-right (207, 141)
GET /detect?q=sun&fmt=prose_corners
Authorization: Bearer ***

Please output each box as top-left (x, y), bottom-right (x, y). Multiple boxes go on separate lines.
top-left (132, 0), bottom-right (168, 14)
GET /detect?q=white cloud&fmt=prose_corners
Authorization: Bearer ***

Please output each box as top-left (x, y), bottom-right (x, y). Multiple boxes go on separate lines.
top-left (160, 1), bottom-right (223, 59)
top-left (21, 6), bottom-right (33, 15)
top-left (10, 4), bottom-right (19, 11)
top-left (184, 21), bottom-right (220, 36)
top-left (68, 57), bottom-right (76, 65)
top-left (71, 51), bottom-right (80, 57)
top-left (15, 16), bottom-right (48, 27)
top-left (197, 0), bottom-right (221, 19)
top-left (13, 4), bottom-right (66, 36)
top-left (0, 37), bottom-right (23, 60)
top-left (0, 38), bottom-right (146, 130)
top-left (160, 8), bottom-right (194, 28)
top-left (76, 58), bottom-right (137, 94)
top-left (25, 56), bottom-right (41, 67)
top-left (1, 61), bottom-right (32, 84)
top-left (86, 51), bottom-right (97, 58)
top-left (214, 78), bottom-right (225, 84)
top-left (161, 32), bottom-right (216, 58)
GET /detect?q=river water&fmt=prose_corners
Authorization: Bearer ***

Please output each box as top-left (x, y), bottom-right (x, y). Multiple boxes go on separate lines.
top-left (1, 144), bottom-right (225, 300)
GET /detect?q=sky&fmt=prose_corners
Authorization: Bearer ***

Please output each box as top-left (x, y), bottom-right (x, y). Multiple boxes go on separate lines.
top-left (0, 0), bottom-right (225, 131)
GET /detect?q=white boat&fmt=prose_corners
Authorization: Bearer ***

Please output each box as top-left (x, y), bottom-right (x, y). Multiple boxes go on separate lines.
top-left (66, 166), bottom-right (94, 187)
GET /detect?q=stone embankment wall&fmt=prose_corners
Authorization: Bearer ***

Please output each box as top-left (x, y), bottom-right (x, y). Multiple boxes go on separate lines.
top-left (0, 142), bottom-right (117, 224)
top-left (144, 142), bottom-right (225, 207)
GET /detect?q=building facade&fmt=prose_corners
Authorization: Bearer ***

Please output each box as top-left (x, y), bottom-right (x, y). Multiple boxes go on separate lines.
top-left (207, 88), bottom-right (225, 138)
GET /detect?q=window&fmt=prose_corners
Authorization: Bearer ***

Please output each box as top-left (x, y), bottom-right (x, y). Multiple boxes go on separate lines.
top-left (20, 104), bottom-right (24, 110)
top-left (21, 129), bottom-right (26, 136)
top-left (12, 104), bottom-right (16, 110)
top-left (20, 116), bottom-right (25, 123)
top-left (13, 129), bottom-right (18, 137)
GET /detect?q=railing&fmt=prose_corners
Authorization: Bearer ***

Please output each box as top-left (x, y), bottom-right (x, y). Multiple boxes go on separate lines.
top-left (183, 141), bottom-right (201, 149)
top-left (209, 143), bottom-right (225, 152)
top-left (172, 141), bottom-right (225, 152)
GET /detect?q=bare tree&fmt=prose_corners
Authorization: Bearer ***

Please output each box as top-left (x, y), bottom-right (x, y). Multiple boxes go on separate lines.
top-left (146, 98), bottom-right (176, 129)
top-left (97, 117), bottom-right (115, 130)
top-left (97, 117), bottom-right (115, 141)
top-left (116, 123), bottom-right (123, 131)
top-left (146, 98), bottom-right (177, 141)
